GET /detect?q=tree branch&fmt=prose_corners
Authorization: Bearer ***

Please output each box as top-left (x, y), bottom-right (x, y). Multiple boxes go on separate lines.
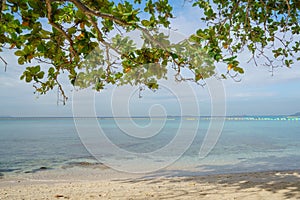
top-left (45, 0), bottom-right (78, 59)
top-left (67, 0), bottom-right (132, 26)
top-left (0, 0), bottom-right (5, 20)
top-left (67, 0), bottom-right (165, 50)
top-left (56, 80), bottom-right (68, 105)
top-left (0, 0), bottom-right (5, 11)
top-left (0, 56), bottom-right (7, 72)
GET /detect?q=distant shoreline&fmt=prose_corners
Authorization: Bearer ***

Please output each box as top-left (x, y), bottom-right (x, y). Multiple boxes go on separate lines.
top-left (1, 115), bottom-right (299, 121)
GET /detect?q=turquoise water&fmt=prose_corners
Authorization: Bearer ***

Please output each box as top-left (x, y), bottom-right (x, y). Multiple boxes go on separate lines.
top-left (0, 118), bottom-right (300, 176)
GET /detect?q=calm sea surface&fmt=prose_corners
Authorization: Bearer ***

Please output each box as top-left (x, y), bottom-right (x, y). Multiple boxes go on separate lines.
top-left (0, 117), bottom-right (300, 176)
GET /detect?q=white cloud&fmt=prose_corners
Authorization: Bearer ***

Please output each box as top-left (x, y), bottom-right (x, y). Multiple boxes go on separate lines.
top-left (232, 92), bottom-right (277, 98)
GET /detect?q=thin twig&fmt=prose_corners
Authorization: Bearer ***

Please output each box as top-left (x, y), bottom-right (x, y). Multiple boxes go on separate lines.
top-left (0, 56), bottom-right (7, 72)
top-left (56, 80), bottom-right (68, 105)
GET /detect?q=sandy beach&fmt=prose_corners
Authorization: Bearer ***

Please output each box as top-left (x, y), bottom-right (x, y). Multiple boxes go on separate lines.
top-left (1, 169), bottom-right (300, 200)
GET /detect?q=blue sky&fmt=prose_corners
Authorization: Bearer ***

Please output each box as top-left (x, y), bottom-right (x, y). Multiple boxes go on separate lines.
top-left (0, 2), bottom-right (300, 117)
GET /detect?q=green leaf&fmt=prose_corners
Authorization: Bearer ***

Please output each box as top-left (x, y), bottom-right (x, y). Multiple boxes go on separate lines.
top-left (141, 20), bottom-right (150, 26)
top-left (233, 66), bottom-right (244, 74)
top-left (115, 72), bottom-right (123, 79)
top-left (37, 44), bottom-right (47, 53)
top-left (48, 67), bottom-right (55, 74)
top-left (37, 72), bottom-right (44, 79)
top-left (15, 50), bottom-right (24, 56)
top-left (18, 57), bottom-right (25, 65)
top-left (68, 27), bottom-right (77, 35)
top-left (221, 74), bottom-right (227, 79)
top-left (33, 65), bottom-right (41, 73)
top-left (25, 75), bottom-right (32, 83)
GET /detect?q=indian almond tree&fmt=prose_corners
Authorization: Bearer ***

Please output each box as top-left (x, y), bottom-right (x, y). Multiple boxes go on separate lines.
top-left (0, 0), bottom-right (299, 102)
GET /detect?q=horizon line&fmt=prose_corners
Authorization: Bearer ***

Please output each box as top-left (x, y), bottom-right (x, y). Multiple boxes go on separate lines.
top-left (0, 115), bottom-right (299, 118)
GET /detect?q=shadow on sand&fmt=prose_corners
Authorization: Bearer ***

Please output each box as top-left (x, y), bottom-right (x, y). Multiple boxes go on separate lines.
top-left (117, 155), bottom-right (300, 199)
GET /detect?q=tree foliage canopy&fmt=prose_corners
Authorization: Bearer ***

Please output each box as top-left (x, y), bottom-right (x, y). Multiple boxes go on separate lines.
top-left (0, 0), bottom-right (299, 102)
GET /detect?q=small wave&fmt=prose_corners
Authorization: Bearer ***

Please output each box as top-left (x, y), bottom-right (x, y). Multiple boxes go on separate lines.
top-left (24, 167), bottom-right (52, 174)
top-left (0, 168), bottom-right (21, 173)
top-left (62, 161), bottom-right (110, 170)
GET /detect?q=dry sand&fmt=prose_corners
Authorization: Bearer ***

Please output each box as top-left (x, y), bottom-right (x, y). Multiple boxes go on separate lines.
top-left (0, 169), bottom-right (300, 200)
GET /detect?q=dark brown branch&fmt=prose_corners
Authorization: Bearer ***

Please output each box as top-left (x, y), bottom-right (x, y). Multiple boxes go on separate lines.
top-left (86, 14), bottom-right (144, 68)
top-left (34, 58), bottom-right (53, 65)
top-left (67, 0), bottom-right (165, 50)
top-left (285, 0), bottom-right (291, 17)
top-left (67, 0), bottom-right (130, 26)
top-left (86, 15), bottom-right (104, 42)
top-left (45, 0), bottom-right (78, 59)
top-left (0, 0), bottom-right (5, 20)
top-left (56, 80), bottom-right (68, 105)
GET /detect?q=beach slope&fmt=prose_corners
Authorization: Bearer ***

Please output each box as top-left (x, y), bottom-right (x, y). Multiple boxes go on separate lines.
top-left (1, 170), bottom-right (300, 199)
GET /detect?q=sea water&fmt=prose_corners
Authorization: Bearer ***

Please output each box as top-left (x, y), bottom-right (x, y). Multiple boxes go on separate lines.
top-left (0, 117), bottom-right (300, 176)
